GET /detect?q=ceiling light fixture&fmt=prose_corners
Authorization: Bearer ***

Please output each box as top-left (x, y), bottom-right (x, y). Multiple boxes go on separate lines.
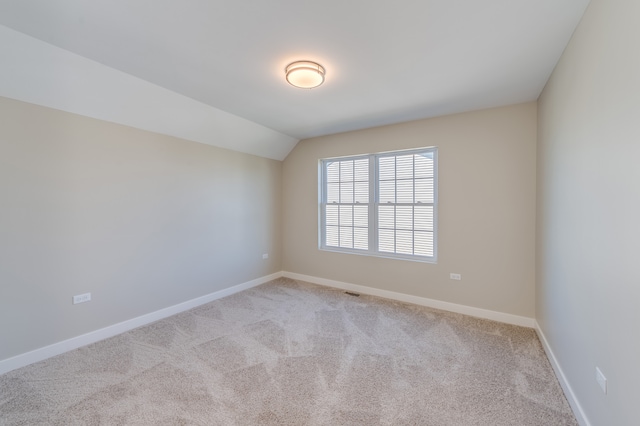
top-left (285, 61), bottom-right (325, 89)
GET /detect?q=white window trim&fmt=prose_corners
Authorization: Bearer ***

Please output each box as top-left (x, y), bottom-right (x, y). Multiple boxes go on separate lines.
top-left (319, 147), bottom-right (438, 263)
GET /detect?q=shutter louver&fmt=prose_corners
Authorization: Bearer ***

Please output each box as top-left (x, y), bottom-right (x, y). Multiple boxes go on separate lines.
top-left (323, 158), bottom-right (369, 251)
top-left (376, 151), bottom-right (435, 257)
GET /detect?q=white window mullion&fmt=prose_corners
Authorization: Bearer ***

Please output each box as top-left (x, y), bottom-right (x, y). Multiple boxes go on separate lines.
top-left (337, 162), bottom-right (341, 247)
top-left (320, 162), bottom-right (325, 248)
top-left (370, 155), bottom-right (377, 253)
top-left (351, 161), bottom-right (355, 248)
top-left (412, 154), bottom-right (416, 255)
top-left (393, 155), bottom-right (397, 254)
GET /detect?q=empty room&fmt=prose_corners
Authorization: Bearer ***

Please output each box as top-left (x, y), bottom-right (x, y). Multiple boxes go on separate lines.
top-left (0, 0), bottom-right (638, 425)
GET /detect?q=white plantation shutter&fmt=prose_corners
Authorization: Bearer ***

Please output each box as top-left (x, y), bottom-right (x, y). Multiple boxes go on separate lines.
top-left (323, 157), bottom-right (370, 250)
top-left (377, 151), bottom-right (435, 257)
top-left (320, 147), bottom-right (437, 262)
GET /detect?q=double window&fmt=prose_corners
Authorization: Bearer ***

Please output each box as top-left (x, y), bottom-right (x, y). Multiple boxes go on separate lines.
top-left (319, 147), bottom-right (437, 262)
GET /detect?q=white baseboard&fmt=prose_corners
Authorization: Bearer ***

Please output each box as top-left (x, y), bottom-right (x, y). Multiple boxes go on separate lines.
top-left (282, 271), bottom-right (535, 328)
top-left (0, 270), bottom-right (537, 376)
top-left (535, 322), bottom-right (591, 426)
top-left (0, 272), bottom-right (281, 376)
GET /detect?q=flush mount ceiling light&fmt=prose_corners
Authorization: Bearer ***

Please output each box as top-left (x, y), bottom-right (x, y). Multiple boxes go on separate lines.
top-left (285, 61), bottom-right (325, 89)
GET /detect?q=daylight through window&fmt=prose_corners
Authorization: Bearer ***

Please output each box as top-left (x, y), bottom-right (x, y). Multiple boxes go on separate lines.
top-left (320, 147), bottom-right (437, 262)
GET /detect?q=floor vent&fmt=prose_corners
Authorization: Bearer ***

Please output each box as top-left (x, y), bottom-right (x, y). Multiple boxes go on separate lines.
top-left (345, 291), bottom-right (360, 297)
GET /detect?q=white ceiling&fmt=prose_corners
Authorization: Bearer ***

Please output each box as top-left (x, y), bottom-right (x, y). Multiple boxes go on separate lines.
top-left (0, 0), bottom-right (590, 160)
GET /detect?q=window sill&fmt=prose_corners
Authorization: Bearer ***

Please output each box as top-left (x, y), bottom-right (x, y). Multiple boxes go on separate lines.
top-left (319, 246), bottom-right (437, 264)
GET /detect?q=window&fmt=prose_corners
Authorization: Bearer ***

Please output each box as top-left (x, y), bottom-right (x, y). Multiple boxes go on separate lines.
top-left (320, 147), bottom-right (437, 262)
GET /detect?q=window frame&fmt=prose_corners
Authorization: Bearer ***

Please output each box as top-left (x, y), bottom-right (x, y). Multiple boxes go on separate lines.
top-left (319, 147), bottom-right (438, 263)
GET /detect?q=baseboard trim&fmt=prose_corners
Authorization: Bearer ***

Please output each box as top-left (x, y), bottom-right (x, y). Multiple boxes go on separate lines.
top-left (0, 270), bottom-right (536, 376)
top-left (0, 272), bottom-right (281, 376)
top-left (535, 321), bottom-right (591, 426)
top-left (282, 271), bottom-right (535, 328)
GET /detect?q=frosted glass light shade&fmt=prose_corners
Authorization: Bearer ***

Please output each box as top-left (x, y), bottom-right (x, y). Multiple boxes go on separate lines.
top-left (285, 61), bottom-right (325, 89)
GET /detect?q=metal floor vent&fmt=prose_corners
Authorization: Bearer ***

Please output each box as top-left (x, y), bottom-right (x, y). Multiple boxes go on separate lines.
top-left (344, 291), bottom-right (360, 297)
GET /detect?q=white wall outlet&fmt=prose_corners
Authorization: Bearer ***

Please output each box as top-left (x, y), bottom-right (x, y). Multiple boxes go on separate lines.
top-left (73, 293), bottom-right (91, 304)
top-left (596, 366), bottom-right (607, 394)
top-left (262, 253), bottom-right (269, 259)
top-left (450, 273), bottom-right (462, 280)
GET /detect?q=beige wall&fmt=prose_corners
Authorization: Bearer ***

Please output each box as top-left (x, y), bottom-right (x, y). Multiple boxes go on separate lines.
top-left (0, 96), bottom-right (282, 361)
top-left (283, 103), bottom-right (537, 318)
top-left (537, 0), bottom-right (640, 424)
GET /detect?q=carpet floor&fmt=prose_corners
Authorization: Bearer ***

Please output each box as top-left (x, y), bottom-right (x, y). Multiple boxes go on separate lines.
top-left (0, 277), bottom-right (577, 425)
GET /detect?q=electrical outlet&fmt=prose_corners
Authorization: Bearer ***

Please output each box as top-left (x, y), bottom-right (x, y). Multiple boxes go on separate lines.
top-left (596, 367), bottom-right (607, 394)
top-left (73, 293), bottom-right (91, 304)
top-left (450, 273), bottom-right (462, 280)
top-left (262, 253), bottom-right (269, 259)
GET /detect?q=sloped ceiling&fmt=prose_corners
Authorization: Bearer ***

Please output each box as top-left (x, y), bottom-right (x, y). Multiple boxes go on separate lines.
top-left (0, 0), bottom-right (590, 160)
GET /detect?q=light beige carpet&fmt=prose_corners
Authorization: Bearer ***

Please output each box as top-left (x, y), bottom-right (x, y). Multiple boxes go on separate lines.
top-left (0, 278), bottom-right (577, 425)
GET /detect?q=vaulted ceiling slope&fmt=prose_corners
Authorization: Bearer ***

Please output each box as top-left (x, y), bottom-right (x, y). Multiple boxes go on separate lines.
top-left (0, 1), bottom-right (590, 161)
